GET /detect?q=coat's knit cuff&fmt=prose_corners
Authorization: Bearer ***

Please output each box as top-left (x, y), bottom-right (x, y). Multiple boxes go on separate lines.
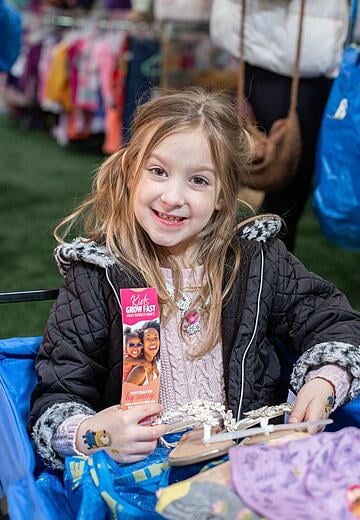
top-left (290, 342), bottom-right (360, 404)
top-left (32, 402), bottom-right (95, 470)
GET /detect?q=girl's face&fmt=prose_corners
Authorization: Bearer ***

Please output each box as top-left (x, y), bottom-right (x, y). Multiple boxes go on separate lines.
top-left (133, 128), bottom-right (221, 266)
top-left (126, 335), bottom-right (143, 358)
top-left (143, 327), bottom-right (160, 360)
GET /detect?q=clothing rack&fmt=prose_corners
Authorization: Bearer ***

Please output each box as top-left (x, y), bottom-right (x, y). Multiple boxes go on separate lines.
top-left (24, 10), bottom-right (209, 35)
top-left (24, 10), bottom-right (157, 36)
top-left (8, 10), bottom-right (221, 151)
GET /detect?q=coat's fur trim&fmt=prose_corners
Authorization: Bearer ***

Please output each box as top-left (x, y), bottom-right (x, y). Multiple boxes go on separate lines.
top-left (239, 215), bottom-right (282, 243)
top-left (54, 216), bottom-right (282, 276)
top-left (291, 341), bottom-right (360, 403)
top-left (32, 402), bottom-right (95, 470)
top-left (55, 238), bottom-right (117, 277)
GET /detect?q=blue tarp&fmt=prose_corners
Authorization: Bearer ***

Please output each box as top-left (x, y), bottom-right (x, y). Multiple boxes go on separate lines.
top-left (313, 45), bottom-right (360, 250)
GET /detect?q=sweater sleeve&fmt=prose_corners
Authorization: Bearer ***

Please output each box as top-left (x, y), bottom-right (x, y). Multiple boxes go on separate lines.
top-left (305, 364), bottom-right (352, 409)
top-left (52, 413), bottom-right (91, 459)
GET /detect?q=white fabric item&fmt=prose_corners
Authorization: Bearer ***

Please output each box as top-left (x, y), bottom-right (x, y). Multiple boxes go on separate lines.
top-left (210, 0), bottom-right (349, 78)
top-left (154, 0), bottom-right (212, 22)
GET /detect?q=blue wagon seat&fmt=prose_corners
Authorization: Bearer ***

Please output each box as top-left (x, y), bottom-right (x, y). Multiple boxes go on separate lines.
top-left (0, 336), bottom-right (73, 520)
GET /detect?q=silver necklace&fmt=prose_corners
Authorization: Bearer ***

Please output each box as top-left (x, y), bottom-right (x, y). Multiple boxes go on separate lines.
top-left (166, 283), bottom-right (209, 335)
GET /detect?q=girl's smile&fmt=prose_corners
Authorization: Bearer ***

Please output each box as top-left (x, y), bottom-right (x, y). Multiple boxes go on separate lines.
top-left (151, 209), bottom-right (188, 226)
top-left (133, 128), bottom-right (221, 265)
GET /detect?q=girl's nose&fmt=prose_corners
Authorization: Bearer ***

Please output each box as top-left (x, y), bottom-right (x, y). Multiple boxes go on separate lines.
top-left (160, 181), bottom-right (185, 207)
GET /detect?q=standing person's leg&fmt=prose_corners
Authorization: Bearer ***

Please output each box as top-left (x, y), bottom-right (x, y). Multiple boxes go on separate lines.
top-left (245, 64), bottom-right (332, 251)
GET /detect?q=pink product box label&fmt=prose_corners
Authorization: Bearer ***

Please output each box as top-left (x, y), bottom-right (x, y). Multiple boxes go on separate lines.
top-left (120, 288), bottom-right (161, 409)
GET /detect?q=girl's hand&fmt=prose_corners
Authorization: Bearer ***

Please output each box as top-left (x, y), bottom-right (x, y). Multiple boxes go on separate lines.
top-left (288, 378), bottom-right (334, 434)
top-left (76, 403), bottom-right (166, 463)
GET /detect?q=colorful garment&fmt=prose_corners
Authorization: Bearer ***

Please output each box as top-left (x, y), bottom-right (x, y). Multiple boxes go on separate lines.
top-left (230, 427), bottom-right (360, 520)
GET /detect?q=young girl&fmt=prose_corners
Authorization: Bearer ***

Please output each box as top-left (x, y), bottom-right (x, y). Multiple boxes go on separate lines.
top-left (122, 329), bottom-right (144, 382)
top-left (30, 88), bottom-right (360, 470)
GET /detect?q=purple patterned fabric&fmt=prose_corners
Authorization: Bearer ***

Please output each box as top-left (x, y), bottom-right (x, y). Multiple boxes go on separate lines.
top-left (229, 427), bottom-right (360, 520)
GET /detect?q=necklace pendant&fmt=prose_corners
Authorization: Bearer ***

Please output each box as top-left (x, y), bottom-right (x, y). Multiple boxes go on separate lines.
top-left (184, 311), bottom-right (201, 335)
top-left (166, 282), bottom-right (205, 336)
top-left (185, 310), bottom-right (199, 324)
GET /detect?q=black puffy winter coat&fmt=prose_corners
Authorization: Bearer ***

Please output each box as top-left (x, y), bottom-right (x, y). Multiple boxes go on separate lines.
top-left (30, 216), bottom-right (360, 468)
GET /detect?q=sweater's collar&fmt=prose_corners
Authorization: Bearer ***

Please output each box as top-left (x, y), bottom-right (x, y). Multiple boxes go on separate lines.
top-left (55, 215), bottom-right (282, 277)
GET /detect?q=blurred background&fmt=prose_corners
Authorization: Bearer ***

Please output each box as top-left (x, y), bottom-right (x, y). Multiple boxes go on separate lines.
top-left (1, 0), bottom-right (359, 340)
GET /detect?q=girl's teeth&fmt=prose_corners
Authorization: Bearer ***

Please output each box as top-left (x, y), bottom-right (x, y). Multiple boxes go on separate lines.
top-left (158, 212), bottom-right (182, 222)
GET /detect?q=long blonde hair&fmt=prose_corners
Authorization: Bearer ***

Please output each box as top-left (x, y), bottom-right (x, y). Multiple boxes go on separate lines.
top-left (55, 88), bottom-right (252, 356)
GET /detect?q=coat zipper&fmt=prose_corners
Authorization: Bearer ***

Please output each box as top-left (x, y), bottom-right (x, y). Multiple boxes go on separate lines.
top-left (236, 246), bottom-right (265, 422)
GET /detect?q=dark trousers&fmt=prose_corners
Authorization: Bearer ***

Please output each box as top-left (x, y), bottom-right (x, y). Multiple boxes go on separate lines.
top-left (245, 64), bottom-right (332, 251)
top-left (122, 37), bottom-right (160, 144)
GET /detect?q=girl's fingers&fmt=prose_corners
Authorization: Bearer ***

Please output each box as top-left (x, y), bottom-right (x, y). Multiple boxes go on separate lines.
top-left (122, 440), bottom-right (158, 456)
top-left (290, 397), bottom-right (326, 434)
top-left (132, 423), bottom-right (167, 442)
top-left (303, 399), bottom-right (327, 433)
top-left (289, 394), bottom-right (310, 423)
top-left (126, 403), bottom-right (163, 423)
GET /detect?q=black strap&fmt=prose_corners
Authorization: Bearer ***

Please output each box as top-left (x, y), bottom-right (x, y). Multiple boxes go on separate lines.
top-left (0, 289), bottom-right (59, 304)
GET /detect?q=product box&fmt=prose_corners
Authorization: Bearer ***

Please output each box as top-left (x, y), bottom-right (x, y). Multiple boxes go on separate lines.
top-left (120, 288), bottom-right (160, 408)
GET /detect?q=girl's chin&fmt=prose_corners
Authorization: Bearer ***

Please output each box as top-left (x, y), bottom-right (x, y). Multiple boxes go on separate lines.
top-left (149, 236), bottom-right (184, 250)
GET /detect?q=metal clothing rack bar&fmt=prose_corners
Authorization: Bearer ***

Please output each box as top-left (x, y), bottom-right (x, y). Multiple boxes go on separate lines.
top-left (43, 13), bottom-right (154, 31)
top-left (23, 9), bottom-right (159, 36)
top-left (25, 10), bottom-right (208, 35)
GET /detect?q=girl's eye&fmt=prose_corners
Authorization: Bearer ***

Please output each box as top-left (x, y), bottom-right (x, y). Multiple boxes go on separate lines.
top-left (191, 176), bottom-right (209, 186)
top-left (149, 167), bottom-right (166, 177)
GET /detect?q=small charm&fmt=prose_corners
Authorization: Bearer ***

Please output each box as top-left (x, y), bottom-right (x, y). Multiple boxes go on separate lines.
top-left (185, 311), bottom-right (199, 324)
top-left (184, 310), bottom-right (202, 335)
top-left (324, 395), bottom-right (334, 416)
top-left (82, 429), bottom-right (112, 450)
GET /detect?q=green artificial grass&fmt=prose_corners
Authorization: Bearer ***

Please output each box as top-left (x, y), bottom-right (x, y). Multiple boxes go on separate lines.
top-left (0, 114), bottom-right (359, 339)
top-left (0, 115), bottom-right (103, 337)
